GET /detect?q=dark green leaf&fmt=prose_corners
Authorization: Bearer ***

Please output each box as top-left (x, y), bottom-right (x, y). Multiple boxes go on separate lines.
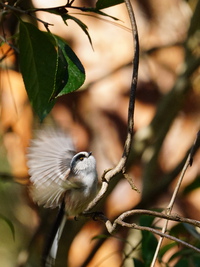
top-left (174, 258), bottom-right (189, 267)
top-left (54, 45), bottom-right (69, 97)
top-left (19, 21), bottom-right (57, 121)
top-left (96, 0), bottom-right (124, 9)
top-left (139, 215), bottom-right (158, 266)
top-left (52, 36), bottom-right (85, 98)
top-left (183, 223), bottom-right (200, 240)
top-left (170, 222), bottom-right (186, 237)
top-left (141, 230), bottom-right (157, 266)
top-left (0, 214), bottom-right (15, 240)
top-left (139, 214), bottom-right (156, 228)
top-left (61, 14), bottom-right (93, 47)
top-left (174, 256), bottom-right (200, 267)
top-left (80, 8), bottom-right (120, 21)
top-left (133, 258), bottom-right (145, 267)
top-left (193, 255), bottom-right (200, 266)
top-left (168, 248), bottom-right (199, 263)
top-left (158, 242), bottom-right (177, 262)
top-left (41, 5), bottom-right (119, 41)
top-left (47, 34), bottom-right (69, 98)
top-left (45, 6), bottom-right (119, 22)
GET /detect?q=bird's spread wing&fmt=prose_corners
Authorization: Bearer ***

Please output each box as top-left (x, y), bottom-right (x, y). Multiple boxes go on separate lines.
top-left (27, 128), bottom-right (76, 208)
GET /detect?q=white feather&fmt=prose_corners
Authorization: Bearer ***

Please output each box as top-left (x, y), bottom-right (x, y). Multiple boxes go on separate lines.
top-left (27, 128), bottom-right (76, 208)
top-left (48, 216), bottom-right (67, 265)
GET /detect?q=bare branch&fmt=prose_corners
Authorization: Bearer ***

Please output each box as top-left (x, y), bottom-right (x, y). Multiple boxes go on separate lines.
top-left (83, 208), bottom-right (200, 254)
top-left (86, 0), bottom-right (139, 212)
top-left (103, 0), bottom-right (139, 181)
top-left (0, 2), bottom-right (53, 28)
top-left (151, 130), bottom-right (200, 266)
top-left (84, 209), bottom-right (200, 232)
top-left (118, 209), bottom-right (200, 228)
top-left (119, 223), bottom-right (200, 254)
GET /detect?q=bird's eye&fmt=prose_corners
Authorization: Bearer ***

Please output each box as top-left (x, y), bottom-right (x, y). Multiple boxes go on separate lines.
top-left (79, 157), bottom-right (84, 161)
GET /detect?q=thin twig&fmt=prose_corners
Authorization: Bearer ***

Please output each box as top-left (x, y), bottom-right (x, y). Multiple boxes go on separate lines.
top-left (117, 209), bottom-right (200, 229)
top-left (84, 208), bottom-right (200, 232)
top-left (119, 223), bottom-right (200, 254)
top-left (84, 210), bottom-right (200, 252)
top-left (0, 2), bottom-right (53, 28)
top-left (150, 131), bottom-right (200, 267)
top-left (103, 0), bottom-right (139, 180)
top-left (86, 0), bottom-right (139, 212)
top-left (84, 208), bottom-right (200, 254)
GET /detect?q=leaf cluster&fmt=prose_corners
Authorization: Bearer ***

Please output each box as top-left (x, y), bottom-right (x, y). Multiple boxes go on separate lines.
top-left (0, 0), bottom-right (124, 120)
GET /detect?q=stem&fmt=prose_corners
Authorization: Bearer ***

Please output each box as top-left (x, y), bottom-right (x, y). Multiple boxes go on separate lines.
top-left (86, 0), bottom-right (139, 211)
top-left (150, 131), bottom-right (200, 266)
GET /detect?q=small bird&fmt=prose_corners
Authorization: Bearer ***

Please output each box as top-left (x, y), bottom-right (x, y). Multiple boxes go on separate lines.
top-left (27, 128), bottom-right (98, 265)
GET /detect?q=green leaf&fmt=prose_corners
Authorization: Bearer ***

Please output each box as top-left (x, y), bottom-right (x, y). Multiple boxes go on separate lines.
top-left (0, 214), bottom-right (15, 240)
top-left (45, 6), bottom-right (119, 23)
top-left (139, 215), bottom-right (158, 266)
top-left (170, 222), bottom-right (186, 237)
top-left (141, 230), bottom-right (157, 266)
top-left (173, 254), bottom-right (200, 267)
top-left (193, 255), bottom-right (200, 266)
top-left (174, 258), bottom-right (189, 267)
top-left (61, 14), bottom-right (93, 47)
top-left (133, 258), bottom-right (145, 267)
top-left (54, 44), bottom-right (69, 97)
top-left (19, 21), bottom-right (57, 121)
top-left (139, 214), bottom-right (156, 228)
top-left (79, 8), bottom-right (120, 21)
top-left (96, 0), bottom-right (124, 9)
top-left (52, 36), bottom-right (85, 98)
top-left (183, 223), bottom-right (200, 240)
top-left (158, 242), bottom-right (177, 262)
top-left (42, 7), bottom-right (119, 43)
top-left (168, 248), bottom-right (196, 263)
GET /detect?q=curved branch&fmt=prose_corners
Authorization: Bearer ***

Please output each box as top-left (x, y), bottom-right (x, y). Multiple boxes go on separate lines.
top-left (103, 0), bottom-right (139, 181)
top-left (86, 0), bottom-right (139, 211)
top-left (84, 209), bottom-right (200, 233)
top-left (84, 209), bottom-right (200, 254)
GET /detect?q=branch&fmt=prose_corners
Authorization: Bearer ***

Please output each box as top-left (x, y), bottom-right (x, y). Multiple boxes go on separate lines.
top-left (0, 2), bottom-right (53, 29)
top-left (84, 208), bottom-right (200, 254)
top-left (84, 209), bottom-right (200, 232)
top-left (82, 131), bottom-right (200, 265)
top-left (123, 224), bottom-right (200, 254)
top-left (103, 0), bottom-right (139, 181)
top-left (150, 130), bottom-right (200, 266)
top-left (86, 0), bottom-right (139, 211)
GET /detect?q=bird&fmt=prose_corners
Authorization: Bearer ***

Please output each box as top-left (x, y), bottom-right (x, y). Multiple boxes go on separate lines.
top-left (27, 127), bottom-right (98, 266)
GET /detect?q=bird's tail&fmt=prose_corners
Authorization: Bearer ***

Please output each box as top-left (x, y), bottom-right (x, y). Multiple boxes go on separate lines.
top-left (42, 202), bottom-right (67, 267)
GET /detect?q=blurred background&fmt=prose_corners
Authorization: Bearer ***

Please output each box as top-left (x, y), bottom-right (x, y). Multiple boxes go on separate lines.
top-left (0, 0), bottom-right (200, 266)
